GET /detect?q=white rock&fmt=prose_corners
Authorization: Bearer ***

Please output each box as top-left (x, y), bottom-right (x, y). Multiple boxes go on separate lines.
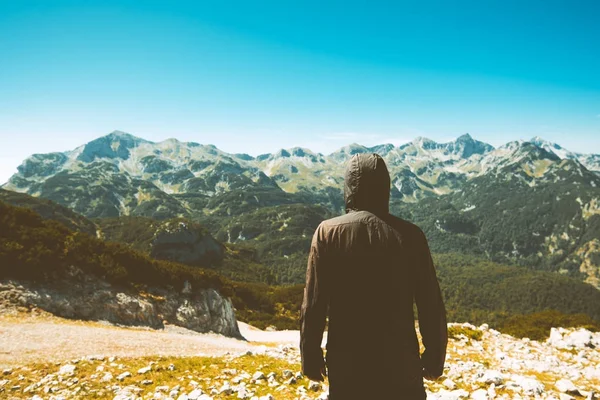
top-left (471, 388), bottom-right (489, 400)
top-left (511, 376), bottom-right (544, 395)
top-left (564, 329), bottom-right (594, 349)
top-left (259, 395), bottom-right (274, 400)
top-left (176, 395), bottom-right (189, 400)
top-left (187, 389), bottom-right (204, 400)
top-left (443, 378), bottom-right (457, 390)
top-left (481, 370), bottom-right (504, 385)
top-left (101, 372), bottom-right (113, 382)
top-left (219, 383), bottom-right (233, 395)
top-left (252, 371), bottom-right (266, 381)
top-left (138, 366), bottom-right (152, 374)
top-left (429, 389), bottom-right (470, 400)
top-left (116, 372), bottom-right (131, 381)
top-left (308, 381), bottom-right (321, 391)
top-left (58, 364), bottom-right (76, 375)
top-left (555, 379), bottom-right (580, 395)
top-left (559, 394), bottom-right (575, 400)
top-left (487, 383), bottom-right (496, 399)
top-left (236, 386), bottom-right (251, 399)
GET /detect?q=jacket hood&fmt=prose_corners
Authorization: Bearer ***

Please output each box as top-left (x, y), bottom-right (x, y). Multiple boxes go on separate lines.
top-left (344, 153), bottom-right (390, 215)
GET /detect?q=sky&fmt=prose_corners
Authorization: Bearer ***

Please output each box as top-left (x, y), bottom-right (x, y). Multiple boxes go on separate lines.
top-left (0, 0), bottom-right (599, 184)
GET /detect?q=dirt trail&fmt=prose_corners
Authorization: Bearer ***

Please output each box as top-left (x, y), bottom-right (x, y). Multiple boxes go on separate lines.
top-left (0, 314), bottom-right (305, 368)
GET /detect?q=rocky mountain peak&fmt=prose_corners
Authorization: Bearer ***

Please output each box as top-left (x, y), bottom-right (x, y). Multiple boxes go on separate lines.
top-left (77, 131), bottom-right (149, 162)
top-left (329, 143), bottom-right (370, 162)
top-left (446, 133), bottom-right (494, 158)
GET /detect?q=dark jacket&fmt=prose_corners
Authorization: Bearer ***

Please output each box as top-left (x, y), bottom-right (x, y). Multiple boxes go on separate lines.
top-left (300, 153), bottom-right (447, 399)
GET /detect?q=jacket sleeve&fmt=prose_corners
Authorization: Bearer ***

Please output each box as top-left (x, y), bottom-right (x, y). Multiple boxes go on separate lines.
top-left (300, 227), bottom-right (329, 376)
top-left (414, 230), bottom-right (448, 378)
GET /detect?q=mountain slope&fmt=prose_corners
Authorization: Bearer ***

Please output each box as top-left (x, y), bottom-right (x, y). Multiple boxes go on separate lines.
top-left (3, 131), bottom-right (600, 288)
top-left (3, 199), bottom-right (600, 331)
top-left (0, 188), bottom-right (97, 235)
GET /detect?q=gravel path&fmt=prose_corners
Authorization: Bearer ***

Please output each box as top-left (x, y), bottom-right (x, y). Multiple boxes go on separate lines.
top-left (0, 316), bottom-right (307, 368)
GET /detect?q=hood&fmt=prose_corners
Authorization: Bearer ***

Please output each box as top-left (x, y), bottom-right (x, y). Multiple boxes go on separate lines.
top-left (344, 153), bottom-right (390, 215)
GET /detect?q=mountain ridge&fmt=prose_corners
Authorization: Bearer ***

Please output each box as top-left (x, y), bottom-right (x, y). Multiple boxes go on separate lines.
top-left (3, 130), bottom-right (600, 289)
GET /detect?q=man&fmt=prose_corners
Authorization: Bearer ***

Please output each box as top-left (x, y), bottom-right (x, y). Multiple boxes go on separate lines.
top-left (300, 153), bottom-right (447, 399)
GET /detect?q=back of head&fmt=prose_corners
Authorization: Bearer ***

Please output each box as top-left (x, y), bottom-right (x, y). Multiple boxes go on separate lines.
top-left (344, 153), bottom-right (391, 216)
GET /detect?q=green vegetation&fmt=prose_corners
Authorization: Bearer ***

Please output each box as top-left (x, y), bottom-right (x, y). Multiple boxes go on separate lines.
top-left (495, 309), bottom-right (600, 341)
top-left (447, 325), bottom-right (483, 341)
top-left (434, 253), bottom-right (600, 326)
top-left (0, 188), bottom-right (97, 235)
top-left (0, 201), bottom-right (297, 329)
top-left (3, 193), bottom-right (600, 333)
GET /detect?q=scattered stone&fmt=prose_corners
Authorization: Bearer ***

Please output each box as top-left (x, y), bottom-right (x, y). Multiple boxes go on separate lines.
top-left (187, 388), bottom-right (204, 400)
top-left (286, 377), bottom-right (297, 385)
top-left (511, 376), bottom-right (545, 395)
top-left (219, 382), bottom-right (233, 395)
top-left (556, 379), bottom-right (581, 395)
top-left (138, 366), bottom-right (152, 374)
top-left (471, 388), bottom-right (488, 400)
top-left (117, 371), bottom-right (132, 381)
top-left (308, 381), bottom-right (321, 391)
top-left (480, 370), bottom-right (504, 385)
top-left (252, 371), bottom-right (266, 381)
top-left (282, 370), bottom-right (293, 379)
top-left (443, 378), bottom-right (457, 390)
top-left (236, 386), bottom-right (251, 399)
top-left (58, 364), bottom-right (76, 375)
top-left (559, 394), bottom-right (575, 400)
top-left (142, 379), bottom-right (153, 385)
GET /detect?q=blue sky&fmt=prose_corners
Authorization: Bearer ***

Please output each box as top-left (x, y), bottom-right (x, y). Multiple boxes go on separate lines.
top-left (0, 0), bottom-right (599, 183)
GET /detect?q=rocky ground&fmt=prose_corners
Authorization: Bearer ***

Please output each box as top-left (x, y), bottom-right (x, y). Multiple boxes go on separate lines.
top-left (1, 312), bottom-right (600, 400)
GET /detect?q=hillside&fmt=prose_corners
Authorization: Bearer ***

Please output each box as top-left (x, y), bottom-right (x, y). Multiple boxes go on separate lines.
top-left (0, 188), bottom-right (97, 235)
top-left (2, 131), bottom-right (600, 290)
top-left (3, 200), bottom-right (600, 334)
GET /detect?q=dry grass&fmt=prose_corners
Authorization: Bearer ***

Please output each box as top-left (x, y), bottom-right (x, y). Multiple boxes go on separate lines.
top-left (1, 354), bottom-right (312, 400)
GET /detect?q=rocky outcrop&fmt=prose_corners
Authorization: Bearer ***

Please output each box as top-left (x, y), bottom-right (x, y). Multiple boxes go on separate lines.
top-left (150, 220), bottom-right (224, 266)
top-left (0, 267), bottom-right (241, 338)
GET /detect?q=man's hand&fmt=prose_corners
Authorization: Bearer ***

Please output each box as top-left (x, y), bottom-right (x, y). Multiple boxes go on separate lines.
top-left (423, 367), bottom-right (440, 381)
top-left (303, 359), bottom-right (327, 382)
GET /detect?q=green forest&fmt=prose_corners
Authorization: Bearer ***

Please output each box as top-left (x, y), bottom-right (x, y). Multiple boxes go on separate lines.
top-left (2, 199), bottom-right (600, 338)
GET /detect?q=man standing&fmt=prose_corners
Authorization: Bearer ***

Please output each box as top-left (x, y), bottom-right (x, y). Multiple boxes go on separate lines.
top-left (300, 153), bottom-right (447, 399)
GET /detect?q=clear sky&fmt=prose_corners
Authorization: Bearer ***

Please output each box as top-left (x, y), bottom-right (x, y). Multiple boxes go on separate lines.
top-left (1, 0), bottom-right (599, 184)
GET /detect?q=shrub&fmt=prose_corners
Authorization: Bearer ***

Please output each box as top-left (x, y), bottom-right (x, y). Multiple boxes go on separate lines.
top-left (496, 309), bottom-right (600, 341)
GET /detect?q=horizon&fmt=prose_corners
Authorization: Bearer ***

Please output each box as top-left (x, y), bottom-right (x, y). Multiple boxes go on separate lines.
top-left (1, 1), bottom-right (599, 183)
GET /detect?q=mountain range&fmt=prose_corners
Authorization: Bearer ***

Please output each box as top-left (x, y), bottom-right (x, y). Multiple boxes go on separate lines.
top-left (2, 131), bottom-right (600, 288)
